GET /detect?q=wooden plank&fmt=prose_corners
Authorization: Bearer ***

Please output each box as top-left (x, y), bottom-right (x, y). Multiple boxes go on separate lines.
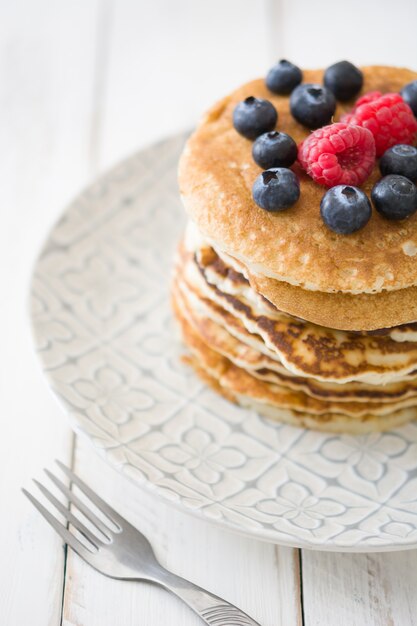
top-left (273, 7), bottom-right (417, 624)
top-left (98, 0), bottom-right (273, 170)
top-left (0, 1), bottom-right (99, 625)
top-left (61, 2), bottom-right (302, 624)
top-left (267, 0), bottom-right (417, 70)
top-left (63, 437), bottom-right (302, 626)
top-left (301, 550), bottom-right (417, 626)
top-left (266, 3), bottom-right (417, 625)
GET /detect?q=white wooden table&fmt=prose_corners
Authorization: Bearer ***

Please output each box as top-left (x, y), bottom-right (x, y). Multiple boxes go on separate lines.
top-left (2, 2), bottom-right (417, 624)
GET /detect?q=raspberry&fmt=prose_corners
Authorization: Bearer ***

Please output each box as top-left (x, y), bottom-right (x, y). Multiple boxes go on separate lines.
top-left (352, 91), bottom-right (382, 108)
top-left (340, 92), bottom-right (417, 156)
top-left (340, 93), bottom-right (384, 125)
top-left (298, 122), bottom-right (376, 187)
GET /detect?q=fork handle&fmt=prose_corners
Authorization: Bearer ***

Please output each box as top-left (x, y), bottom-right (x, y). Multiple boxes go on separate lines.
top-left (153, 568), bottom-right (261, 626)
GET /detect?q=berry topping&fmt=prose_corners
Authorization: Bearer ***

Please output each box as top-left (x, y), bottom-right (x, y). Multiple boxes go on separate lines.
top-left (290, 84), bottom-right (336, 129)
top-left (298, 122), bottom-right (375, 187)
top-left (340, 92), bottom-right (417, 156)
top-left (320, 185), bottom-right (372, 234)
top-left (324, 61), bottom-right (363, 102)
top-left (371, 175), bottom-right (417, 220)
top-left (233, 97), bottom-right (277, 140)
top-left (351, 91), bottom-right (382, 108)
top-left (252, 168), bottom-right (300, 211)
top-left (340, 92), bottom-right (382, 124)
top-left (380, 144), bottom-right (417, 181)
top-left (252, 131), bottom-right (298, 169)
top-left (266, 59), bottom-right (302, 95)
top-left (401, 80), bottom-right (417, 117)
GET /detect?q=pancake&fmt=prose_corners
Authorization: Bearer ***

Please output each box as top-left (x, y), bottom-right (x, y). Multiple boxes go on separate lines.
top-left (173, 286), bottom-right (416, 413)
top-left (177, 237), bottom-right (417, 384)
top-left (173, 275), bottom-right (417, 405)
top-left (173, 290), bottom-right (417, 434)
top-left (247, 270), bottom-right (417, 332)
top-left (172, 240), bottom-right (417, 431)
top-left (179, 65), bottom-right (417, 295)
top-left (175, 63), bottom-right (417, 432)
top-left (187, 219), bottom-right (417, 332)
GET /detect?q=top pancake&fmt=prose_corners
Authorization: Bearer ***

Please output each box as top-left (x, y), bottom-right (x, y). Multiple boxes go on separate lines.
top-left (179, 66), bottom-right (417, 294)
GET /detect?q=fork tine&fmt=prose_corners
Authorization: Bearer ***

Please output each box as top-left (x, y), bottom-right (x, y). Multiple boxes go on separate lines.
top-left (22, 488), bottom-right (94, 559)
top-left (33, 480), bottom-right (101, 549)
top-left (45, 469), bottom-right (113, 539)
top-left (56, 461), bottom-right (123, 529)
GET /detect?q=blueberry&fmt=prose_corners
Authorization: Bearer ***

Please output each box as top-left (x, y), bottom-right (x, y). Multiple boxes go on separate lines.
top-left (320, 185), bottom-right (372, 234)
top-left (371, 175), bottom-right (417, 220)
top-left (401, 80), bottom-right (417, 117)
top-left (233, 97), bottom-right (277, 140)
top-left (324, 61), bottom-right (363, 102)
top-left (252, 131), bottom-right (297, 169)
top-left (379, 144), bottom-right (417, 182)
top-left (266, 59), bottom-right (302, 95)
top-left (290, 84), bottom-right (336, 129)
top-left (252, 168), bottom-right (300, 211)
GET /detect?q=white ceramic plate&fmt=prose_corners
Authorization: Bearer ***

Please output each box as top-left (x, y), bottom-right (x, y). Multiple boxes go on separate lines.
top-left (30, 133), bottom-right (417, 552)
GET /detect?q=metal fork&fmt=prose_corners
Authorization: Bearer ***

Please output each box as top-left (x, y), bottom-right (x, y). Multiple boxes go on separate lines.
top-left (23, 461), bottom-right (261, 626)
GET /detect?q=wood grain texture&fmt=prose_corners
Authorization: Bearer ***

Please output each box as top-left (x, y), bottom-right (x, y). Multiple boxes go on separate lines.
top-left (3, 0), bottom-right (417, 625)
top-left (268, 0), bottom-right (417, 70)
top-left (268, 4), bottom-right (417, 625)
top-left (301, 550), bottom-right (417, 626)
top-left (0, 1), bottom-right (99, 624)
top-left (98, 0), bottom-right (272, 170)
top-left (62, 4), bottom-right (302, 622)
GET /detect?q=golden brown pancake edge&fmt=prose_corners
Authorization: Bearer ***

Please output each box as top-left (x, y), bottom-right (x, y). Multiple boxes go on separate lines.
top-left (179, 66), bottom-right (417, 297)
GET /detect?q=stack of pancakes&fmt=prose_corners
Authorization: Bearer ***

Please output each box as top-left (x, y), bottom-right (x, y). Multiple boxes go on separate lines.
top-left (172, 65), bottom-right (417, 433)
